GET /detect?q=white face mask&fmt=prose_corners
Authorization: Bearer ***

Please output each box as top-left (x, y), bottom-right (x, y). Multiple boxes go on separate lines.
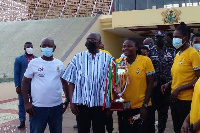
top-left (193, 44), bottom-right (200, 52)
top-left (26, 47), bottom-right (34, 55)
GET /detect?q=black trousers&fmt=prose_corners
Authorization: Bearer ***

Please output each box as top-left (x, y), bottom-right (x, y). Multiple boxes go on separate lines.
top-left (121, 106), bottom-right (155, 133)
top-left (117, 111), bottom-right (124, 133)
top-left (170, 99), bottom-right (191, 133)
top-left (152, 87), bottom-right (171, 133)
top-left (77, 105), bottom-right (106, 133)
top-left (105, 113), bottom-right (113, 133)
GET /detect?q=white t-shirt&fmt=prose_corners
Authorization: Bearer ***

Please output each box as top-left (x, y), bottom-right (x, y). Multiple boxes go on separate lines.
top-left (24, 57), bottom-right (64, 107)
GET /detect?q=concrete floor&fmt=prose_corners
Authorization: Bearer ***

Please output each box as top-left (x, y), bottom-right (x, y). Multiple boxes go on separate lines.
top-left (0, 82), bottom-right (174, 133)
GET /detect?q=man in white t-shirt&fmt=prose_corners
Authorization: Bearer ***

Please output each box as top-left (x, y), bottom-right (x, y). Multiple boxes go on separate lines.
top-left (21, 37), bottom-right (69, 133)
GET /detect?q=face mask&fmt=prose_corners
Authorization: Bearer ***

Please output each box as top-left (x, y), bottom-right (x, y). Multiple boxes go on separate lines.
top-left (155, 39), bottom-right (165, 47)
top-left (41, 47), bottom-right (53, 57)
top-left (144, 45), bottom-right (150, 50)
top-left (26, 47), bottom-right (34, 55)
top-left (173, 38), bottom-right (184, 49)
top-left (193, 44), bottom-right (200, 52)
top-left (85, 41), bottom-right (98, 53)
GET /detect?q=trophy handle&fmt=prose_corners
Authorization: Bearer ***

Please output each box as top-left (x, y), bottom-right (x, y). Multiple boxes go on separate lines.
top-left (118, 76), bottom-right (129, 96)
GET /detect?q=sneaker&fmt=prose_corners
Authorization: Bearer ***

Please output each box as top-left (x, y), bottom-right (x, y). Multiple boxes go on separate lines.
top-left (18, 121), bottom-right (25, 128)
top-left (73, 124), bottom-right (78, 129)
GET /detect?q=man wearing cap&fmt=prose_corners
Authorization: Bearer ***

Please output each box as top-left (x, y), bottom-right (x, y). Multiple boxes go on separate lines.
top-left (143, 38), bottom-right (155, 49)
top-left (148, 31), bottom-right (176, 133)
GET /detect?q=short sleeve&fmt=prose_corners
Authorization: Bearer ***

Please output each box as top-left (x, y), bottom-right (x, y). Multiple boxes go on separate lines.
top-left (190, 51), bottom-right (200, 70)
top-left (145, 57), bottom-right (155, 76)
top-left (60, 63), bottom-right (65, 77)
top-left (24, 61), bottom-right (34, 79)
top-left (62, 56), bottom-right (77, 84)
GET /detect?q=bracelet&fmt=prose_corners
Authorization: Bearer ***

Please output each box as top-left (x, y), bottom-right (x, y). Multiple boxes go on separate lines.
top-left (142, 103), bottom-right (148, 108)
top-left (188, 124), bottom-right (195, 133)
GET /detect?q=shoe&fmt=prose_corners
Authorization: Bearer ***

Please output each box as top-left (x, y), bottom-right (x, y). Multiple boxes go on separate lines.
top-left (73, 124), bottom-right (78, 129)
top-left (18, 121), bottom-right (25, 128)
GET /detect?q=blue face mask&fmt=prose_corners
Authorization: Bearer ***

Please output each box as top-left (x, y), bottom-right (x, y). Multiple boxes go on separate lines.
top-left (173, 38), bottom-right (184, 49)
top-left (144, 45), bottom-right (150, 50)
top-left (193, 44), bottom-right (200, 52)
top-left (41, 47), bottom-right (53, 57)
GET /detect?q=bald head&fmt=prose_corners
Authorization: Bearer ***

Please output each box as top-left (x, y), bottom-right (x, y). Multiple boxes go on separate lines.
top-left (143, 38), bottom-right (154, 48)
top-left (41, 37), bottom-right (55, 45)
top-left (40, 37), bottom-right (56, 50)
top-left (87, 32), bottom-right (101, 42)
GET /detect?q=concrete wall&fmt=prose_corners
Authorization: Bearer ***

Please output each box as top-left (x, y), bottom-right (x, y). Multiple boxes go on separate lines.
top-left (112, 6), bottom-right (200, 28)
top-left (0, 17), bottom-right (94, 78)
top-left (63, 16), bottom-right (125, 66)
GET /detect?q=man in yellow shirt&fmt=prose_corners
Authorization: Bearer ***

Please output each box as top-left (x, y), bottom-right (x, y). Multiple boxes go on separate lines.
top-left (99, 43), bottom-right (112, 56)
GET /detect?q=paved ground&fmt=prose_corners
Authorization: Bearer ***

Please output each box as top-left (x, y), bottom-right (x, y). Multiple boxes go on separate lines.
top-left (0, 82), bottom-right (174, 133)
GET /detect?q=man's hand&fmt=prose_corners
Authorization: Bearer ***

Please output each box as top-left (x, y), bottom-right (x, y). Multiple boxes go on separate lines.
top-left (181, 120), bottom-right (189, 133)
top-left (16, 86), bottom-right (21, 94)
top-left (62, 99), bottom-right (69, 114)
top-left (139, 107), bottom-right (147, 121)
top-left (70, 103), bottom-right (79, 116)
top-left (153, 81), bottom-right (158, 88)
top-left (161, 82), bottom-right (170, 94)
top-left (24, 102), bottom-right (35, 116)
top-left (171, 87), bottom-right (181, 102)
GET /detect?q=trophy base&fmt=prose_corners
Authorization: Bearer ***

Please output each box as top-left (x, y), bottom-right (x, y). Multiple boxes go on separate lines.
top-left (110, 101), bottom-right (131, 111)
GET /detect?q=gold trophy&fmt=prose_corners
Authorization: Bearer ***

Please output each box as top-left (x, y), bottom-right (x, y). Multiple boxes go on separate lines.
top-left (110, 58), bottom-right (131, 111)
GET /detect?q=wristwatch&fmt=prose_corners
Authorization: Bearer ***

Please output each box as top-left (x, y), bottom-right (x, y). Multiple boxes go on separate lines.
top-left (142, 103), bottom-right (148, 108)
top-left (188, 124), bottom-right (195, 133)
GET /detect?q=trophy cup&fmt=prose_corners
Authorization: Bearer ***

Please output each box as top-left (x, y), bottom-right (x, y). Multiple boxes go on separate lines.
top-left (109, 58), bottom-right (131, 111)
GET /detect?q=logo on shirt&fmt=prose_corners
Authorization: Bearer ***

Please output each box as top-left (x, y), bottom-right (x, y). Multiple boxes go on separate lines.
top-left (136, 68), bottom-right (139, 74)
top-left (38, 67), bottom-right (45, 77)
top-left (164, 52), bottom-right (172, 58)
top-left (57, 66), bottom-right (60, 72)
top-left (179, 58), bottom-right (184, 65)
top-left (38, 67), bottom-right (44, 72)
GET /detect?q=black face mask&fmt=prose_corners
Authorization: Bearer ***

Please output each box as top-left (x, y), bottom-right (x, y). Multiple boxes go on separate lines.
top-left (85, 41), bottom-right (98, 53)
top-left (155, 39), bottom-right (165, 47)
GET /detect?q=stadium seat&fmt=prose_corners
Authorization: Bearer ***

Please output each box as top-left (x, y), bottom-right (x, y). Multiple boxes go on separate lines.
top-left (0, 0), bottom-right (112, 21)
top-left (61, 0), bottom-right (80, 18)
top-left (76, 0), bottom-right (94, 17)
top-left (46, 0), bottom-right (65, 19)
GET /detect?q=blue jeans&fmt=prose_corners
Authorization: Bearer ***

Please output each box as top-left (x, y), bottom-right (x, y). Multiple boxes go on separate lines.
top-left (30, 104), bottom-right (63, 133)
top-left (18, 94), bottom-right (26, 122)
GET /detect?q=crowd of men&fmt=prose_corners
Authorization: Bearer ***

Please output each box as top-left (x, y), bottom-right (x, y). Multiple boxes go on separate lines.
top-left (14, 22), bottom-right (200, 133)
